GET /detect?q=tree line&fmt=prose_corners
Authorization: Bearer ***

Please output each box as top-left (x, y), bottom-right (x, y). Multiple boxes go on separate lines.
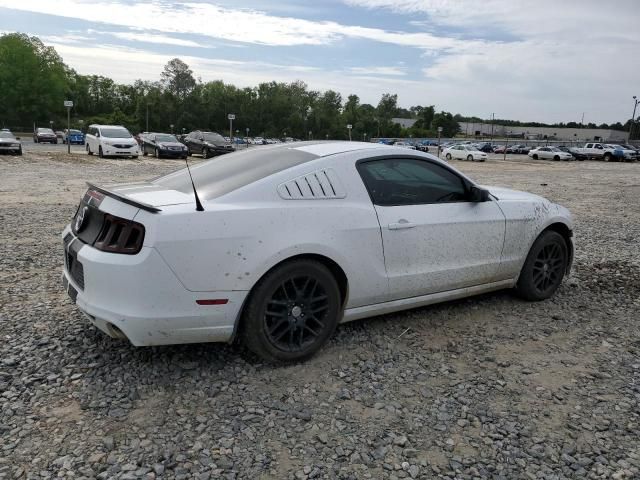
top-left (0, 33), bottom-right (631, 140)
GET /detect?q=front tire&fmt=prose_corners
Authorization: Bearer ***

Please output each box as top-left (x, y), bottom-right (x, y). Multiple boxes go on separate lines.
top-left (445, 153), bottom-right (452, 160)
top-left (86, 143), bottom-right (93, 156)
top-left (242, 259), bottom-right (341, 363)
top-left (154, 147), bottom-right (160, 158)
top-left (98, 146), bottom-right (104, 158)
top-left (553, 155), bottom-right (560, 161)
top-left (515, 230), bottom-right (568, 301)
top-left (532, 154), bottom-right (538, 159)
top-left (203, 147), bottom-right (211, 159)
top-left (467, 154), bottom-right (474, 161)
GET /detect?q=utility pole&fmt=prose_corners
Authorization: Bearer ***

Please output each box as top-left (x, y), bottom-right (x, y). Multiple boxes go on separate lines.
top-left (437, 126), bottom-right (443, 158)
top-left (630, 96), bottom-right (638, 141)
top-left (146, 104), bottom-right (149, 132)
top-left (490, 113), bottom-right (495, 144)
top-left (347, 124), bottom-right (352, 141)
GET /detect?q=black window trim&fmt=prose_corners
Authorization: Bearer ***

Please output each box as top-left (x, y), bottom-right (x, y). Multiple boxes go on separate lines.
top-left (356, 154), bottom-right (481, 207)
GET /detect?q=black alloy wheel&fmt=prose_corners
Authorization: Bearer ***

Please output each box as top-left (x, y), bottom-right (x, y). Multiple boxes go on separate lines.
top-left (515, 230), bottom-right (568, 301)
top-left (242, 259), bottom-right (341, 363)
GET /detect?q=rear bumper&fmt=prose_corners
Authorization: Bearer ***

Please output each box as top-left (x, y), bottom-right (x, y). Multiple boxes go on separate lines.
top-left (61, 226), bottom-right (247, 346)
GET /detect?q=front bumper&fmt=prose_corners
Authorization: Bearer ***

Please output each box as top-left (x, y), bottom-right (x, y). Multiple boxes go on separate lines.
top-left (61, 227), bottom-right (247, 346)
top-left (101, 146), bottom-right (139, 157)
top-left (158, 148), bottom-right (188, 158)
top-left (0, 145), bottom-right (20, 152)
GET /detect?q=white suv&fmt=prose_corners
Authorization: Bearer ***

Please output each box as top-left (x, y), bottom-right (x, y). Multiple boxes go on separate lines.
top-left (86, 125), bottom-right (139, 159)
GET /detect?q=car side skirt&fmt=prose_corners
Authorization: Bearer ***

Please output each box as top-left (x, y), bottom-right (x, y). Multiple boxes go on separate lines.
top-left (341, 279), bottom-right (515, 323)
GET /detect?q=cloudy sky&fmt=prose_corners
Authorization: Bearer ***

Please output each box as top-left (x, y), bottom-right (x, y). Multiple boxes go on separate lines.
top-left (1, 0), bottom-right (638, 124)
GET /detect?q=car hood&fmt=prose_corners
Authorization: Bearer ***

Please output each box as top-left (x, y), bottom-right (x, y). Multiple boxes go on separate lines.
top-left (0, 138), bottom-right (19, 143)
top-left (102, 181), bottom-right (195, 207)
top-left (102, 137), bottom-right (136, 142)
top-left (158, 142), bottom-right (185, 148)
top-left (482, 185), bottom-right (546, 203)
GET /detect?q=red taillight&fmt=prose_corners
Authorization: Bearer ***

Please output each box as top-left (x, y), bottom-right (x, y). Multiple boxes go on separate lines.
top-left (93, 214), bottom-right (145, 254)
top-left (196, 299), bottom-right (229, 305)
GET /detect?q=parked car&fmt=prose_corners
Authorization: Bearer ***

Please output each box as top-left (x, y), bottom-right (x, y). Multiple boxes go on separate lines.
top-left (253, 136), bottom-right (266, 145)
top-left (556, 146), bottom-right (586, 161)
top-left (33, 128), bottom-right (58, 144)
top-left (443, 144), bottom-right (487, 161)
top-left (493, 145), bottom-right (506, 154)
top-left (55, 131), bottom-right (64, 140)
top-left (528, 147), bottom-right (573, 161)
top-left (140, 132), bottom-right (189, 159)
top-left (475, 142), bottom-right (494, 153)
top-left (606, 144), bottom-right (637, 162)
top-left (183, 131), bottom-right (233, 158)
top-left (62, 129), bottom-right (85, 145)
top-left (508, 144), bottom-right (529, 154)
top-left (61, 141), bottom-right (573, 362)
top-left (392, 141), bottom-right (416, 150)
top-left (0, 131), bottom-right (22, 155)
top-left (573, 142), bottom-right (635, 162)
top-left (85, 124), bottom-right (139, 159)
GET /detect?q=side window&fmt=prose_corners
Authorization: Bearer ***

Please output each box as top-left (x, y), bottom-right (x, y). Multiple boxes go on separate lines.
top-left (586, 143), bottom-right (593, 148)
top-left (357, 158), bottom-right (468, 206)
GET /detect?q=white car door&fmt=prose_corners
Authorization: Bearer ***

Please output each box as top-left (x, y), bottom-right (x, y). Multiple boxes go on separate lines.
top-left (357, 157), bottom-right (506, 300)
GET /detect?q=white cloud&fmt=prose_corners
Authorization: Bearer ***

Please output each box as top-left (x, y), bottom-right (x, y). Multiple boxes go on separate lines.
top-left (348, 66), bottom-right (406, 76)
top-left (2, 0), bottom-right (464, 51)
top-left (99, 31), bottom-right (207, 48)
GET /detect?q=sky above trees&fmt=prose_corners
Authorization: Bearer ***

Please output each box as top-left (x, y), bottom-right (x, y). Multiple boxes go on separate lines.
top-left (0, 0), bottom-right (638, 125)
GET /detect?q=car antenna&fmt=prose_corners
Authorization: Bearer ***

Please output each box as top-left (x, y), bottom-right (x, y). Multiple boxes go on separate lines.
top-left (184, 157), bottom-right (204, 211)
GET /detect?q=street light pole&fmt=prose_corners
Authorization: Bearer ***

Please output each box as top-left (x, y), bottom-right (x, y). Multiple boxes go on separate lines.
top-left (630, 96), bottom-right (638, 141)
top-left (490, 113), bottom-right (495, 144)
top-left (437, 126), bottom-right (443, 158)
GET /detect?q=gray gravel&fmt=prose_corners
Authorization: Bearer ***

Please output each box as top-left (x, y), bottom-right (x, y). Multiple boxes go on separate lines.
top-left (1, 151), bottom-right (639, 479)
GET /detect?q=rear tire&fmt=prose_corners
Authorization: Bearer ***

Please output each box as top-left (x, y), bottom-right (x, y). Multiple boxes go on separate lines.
top-left (515, 230), bottom-right (568, 301)
top-left (242, 259), bottom-right (341, 363)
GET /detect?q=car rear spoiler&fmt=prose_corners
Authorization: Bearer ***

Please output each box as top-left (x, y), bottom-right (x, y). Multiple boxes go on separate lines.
top-left (86, 182), bottom-right (161, 213)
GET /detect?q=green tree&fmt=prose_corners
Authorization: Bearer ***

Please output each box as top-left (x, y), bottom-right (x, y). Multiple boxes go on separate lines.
top-left (0, 33), bottom-right (68, 128)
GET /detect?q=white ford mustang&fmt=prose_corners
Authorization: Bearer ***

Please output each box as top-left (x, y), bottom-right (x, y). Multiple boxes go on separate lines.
top-left (62, 141), bottom-right (573, 362)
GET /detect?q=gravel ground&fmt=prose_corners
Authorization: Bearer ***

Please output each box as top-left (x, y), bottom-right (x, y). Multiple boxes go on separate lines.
top-left (1, 150), bottom-right (639, 480)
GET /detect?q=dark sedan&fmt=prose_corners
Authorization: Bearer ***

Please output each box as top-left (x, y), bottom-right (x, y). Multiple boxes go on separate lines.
top-left (183, 130), bottom-right (234, 158)
top-left (557, 145), bottom-right (586, 160)
top-left (0, 131), bottom-right (22, 155)
top-left (140, 132), bottom-right (189, 159)
top-left (34, 128), bottom-right (58, 144)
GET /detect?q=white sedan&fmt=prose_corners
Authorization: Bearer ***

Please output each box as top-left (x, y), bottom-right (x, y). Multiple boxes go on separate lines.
top-left (528, 147), bottom-right (573, 161)
top-left (62, 142), bottom-right (573, 362)
top-left (443, 145), bottom-right (487, 161)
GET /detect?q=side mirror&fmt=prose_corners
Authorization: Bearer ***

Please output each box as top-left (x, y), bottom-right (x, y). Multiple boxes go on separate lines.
top-left (95, 132), bottom-right (100, 138)
top-left (469, 185), bottom-right (490, 202)
top-left (15, 136), bottom-right (20, 140)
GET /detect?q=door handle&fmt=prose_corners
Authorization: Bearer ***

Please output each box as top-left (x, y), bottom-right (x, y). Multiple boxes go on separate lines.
top-left (388, 221), bottom-right (417, 230)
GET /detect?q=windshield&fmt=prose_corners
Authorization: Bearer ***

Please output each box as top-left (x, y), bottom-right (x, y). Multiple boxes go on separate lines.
top-left (155, 134), bottom-right (178, 142)
top-left (101, 127), bottom-right (132, 138)
top-left (38, 128), bottom-right (54, 134)
top-left (69, 129), bottom-right (82, 135)
top-left (202, 132), bottom-right (225, 143)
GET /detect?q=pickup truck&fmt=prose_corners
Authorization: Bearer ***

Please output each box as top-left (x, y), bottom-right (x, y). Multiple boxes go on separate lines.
top-left (573, 142), bottom-right (636, 162)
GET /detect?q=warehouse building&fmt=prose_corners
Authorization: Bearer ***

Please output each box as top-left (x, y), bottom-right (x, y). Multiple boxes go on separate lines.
top-left (458, 122), bottom-right (629, 142)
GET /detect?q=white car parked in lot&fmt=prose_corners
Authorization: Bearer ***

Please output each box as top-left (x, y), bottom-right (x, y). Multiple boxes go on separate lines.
top-left (62, 141), bottom-right (573, 362)
top-left (443, 145), bottom-right (487, 161)
top-left (528, 147), bottom-right (573, 161)
top-left (85, 124), bottom-right (140, 159)
top-left (392, 141), bottom-right (416, 150)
